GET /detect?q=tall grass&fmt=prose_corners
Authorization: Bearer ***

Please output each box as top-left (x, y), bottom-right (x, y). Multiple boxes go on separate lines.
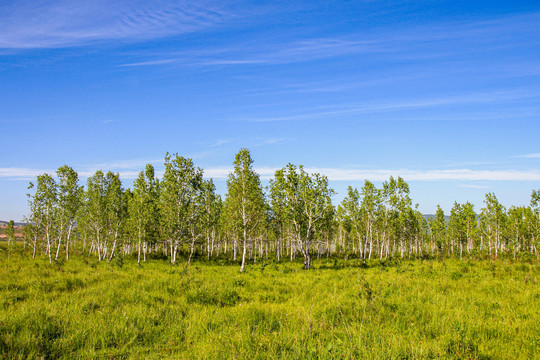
top-left (1, 252), bottom-right (538, 359)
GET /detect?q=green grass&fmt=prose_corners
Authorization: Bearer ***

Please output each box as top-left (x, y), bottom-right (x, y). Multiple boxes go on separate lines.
top-left (1, 254), bottom-right (539, 359)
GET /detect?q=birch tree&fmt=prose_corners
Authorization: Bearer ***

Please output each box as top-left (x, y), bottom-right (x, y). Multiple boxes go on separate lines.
top-left (360, 180), bottom-right (379, 259)
top-left (270, 164), bottom-right (334, 269)
top-left (201, 179), bottom-right (221, 260)
top-left (130, 164), bottom-right (160, 264)
top-left (224, 149), bottom-right (266, 272)
top-left (104, 171), bottom-right (126, 261)
top-left (530, 190), bottom-right (540, 257)
top-left (507, 206), bottom-right (533, 257)
top-left (380, 176), bottom-right (411, 259)
top-left (160, 153), bottom-right (203, 264)
top-left (480, 193), bottom-right (506, 257)
top-left (84, 171), bottom-right (108, 260)
top-left (449, 202), bottom-right (477, 259)
top-left (430, 205), bottom-right (446, 254)
top-left (28, 174), bottom-right (57, 262)
top-left (54, 165), bottom-right (81, 261)
top-left (340, 186), bottom-right (362, 257)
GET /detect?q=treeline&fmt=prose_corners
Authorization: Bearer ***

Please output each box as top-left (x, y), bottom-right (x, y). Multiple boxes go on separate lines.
top-left (21, 149), bottom-right (540, 269)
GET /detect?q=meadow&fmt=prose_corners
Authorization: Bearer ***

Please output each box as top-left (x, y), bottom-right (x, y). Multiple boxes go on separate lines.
top-left (1, 251), bottom-right (539, 359)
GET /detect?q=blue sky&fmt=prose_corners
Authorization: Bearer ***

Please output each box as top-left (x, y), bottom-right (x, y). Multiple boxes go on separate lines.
top-left (1, 0), bottom-right (540, 221)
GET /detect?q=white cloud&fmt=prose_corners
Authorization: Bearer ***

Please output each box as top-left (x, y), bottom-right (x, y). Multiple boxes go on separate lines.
top-left (0, 167), bottom-right (55, 180)
top-left (203, 167), bottom-right (540, 182)
top-left (4, 166), bottom-right (540, 183)
top-left (77, 170), bottom-right (144, 180)
top-left (306, 168), bottom-right (540, 182)
top-left (204, 166), bottom-right (277, 179)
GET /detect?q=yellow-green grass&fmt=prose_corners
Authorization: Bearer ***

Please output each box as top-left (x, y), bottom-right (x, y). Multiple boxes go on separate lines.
top-left (1, 253), bottom-right (539, 359)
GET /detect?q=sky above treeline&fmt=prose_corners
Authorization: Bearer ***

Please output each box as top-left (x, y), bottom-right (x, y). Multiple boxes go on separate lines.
top-left (1, 0), bottom-right (540, 221)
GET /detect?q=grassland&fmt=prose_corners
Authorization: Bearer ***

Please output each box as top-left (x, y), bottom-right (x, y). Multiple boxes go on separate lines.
top-left (0, 251), bottom-right (539, 359)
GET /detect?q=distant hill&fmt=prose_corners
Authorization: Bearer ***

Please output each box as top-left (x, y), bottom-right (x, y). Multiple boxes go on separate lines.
top-left (422, 214), bottom-right (450, 221)
top-left (0, 221), bottom-right (26, 227)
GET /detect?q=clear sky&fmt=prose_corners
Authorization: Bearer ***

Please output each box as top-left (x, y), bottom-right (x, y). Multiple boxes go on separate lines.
top-left (1, 0), bottom-right (540, 221)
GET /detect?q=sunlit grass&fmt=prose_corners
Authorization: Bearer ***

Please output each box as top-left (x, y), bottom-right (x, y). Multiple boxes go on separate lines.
top-left (1, 252), bottom-right (539, 359)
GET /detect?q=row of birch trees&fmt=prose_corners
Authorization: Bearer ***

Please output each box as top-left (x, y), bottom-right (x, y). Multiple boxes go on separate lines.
top-left (22, 149), bottom-right (540, 269)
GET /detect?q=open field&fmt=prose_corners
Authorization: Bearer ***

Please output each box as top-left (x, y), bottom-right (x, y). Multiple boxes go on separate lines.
top-left (0, 225), bottom-right (24, 240)
top-left (1, 252), bottom-right (539, 359)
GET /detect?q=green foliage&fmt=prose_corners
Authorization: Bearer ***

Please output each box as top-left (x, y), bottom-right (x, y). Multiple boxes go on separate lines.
top-left (223, 148), bottom-right (266, 272)
top-left (270, 164), bottom-right (334, 269)
top-left (129, 164), bottom-right (161, 264)
top-left (21, 151), bottom-right (540, 265)
top-left (0, 255), bottom-right (538, 359)
top-left (448, 201), bottom-right (478, 259)
top-left (160, 153), bottom-right (205, 264)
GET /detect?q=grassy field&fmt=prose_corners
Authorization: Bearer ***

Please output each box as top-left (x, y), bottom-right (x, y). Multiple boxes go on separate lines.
top-left (0, 252), bottom-right (539, 359)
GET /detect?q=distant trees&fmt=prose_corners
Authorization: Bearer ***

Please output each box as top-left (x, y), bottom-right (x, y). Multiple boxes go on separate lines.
top-left (6, 220), bottom-right (15, 259)
top-left (21, 151), bottom-right (540, 266)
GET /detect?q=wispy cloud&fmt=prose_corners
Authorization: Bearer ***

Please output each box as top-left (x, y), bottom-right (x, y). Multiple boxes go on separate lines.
top-left (118, 37), bottom-right (385, 67)
top-left (208, 139), bottom-right (235, 148)
top-left (442, 161), bottom-right (499, 168)
top-left (101, 119), bottom-right (120, 125)
top-left (259, 138), bottom-right (287, 145)
top-left (458, 184), bottom-right (490, 189)
top-left (0, 0), bottom-right (235, 49)
top-left (200, 59), bottom-right (266, 66)
top-left (204, 137), bottom-right (289, 148)
top-left (232, 89), bottom-right (536, 123)
top-left (116, 11), bottom-right (540, 68)
top-left (512, 153), bottom-right (540, 159)
top-left (77, 158), bottom-right (164, 171)
top-left (120, 59), bottom-right (177, 67)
